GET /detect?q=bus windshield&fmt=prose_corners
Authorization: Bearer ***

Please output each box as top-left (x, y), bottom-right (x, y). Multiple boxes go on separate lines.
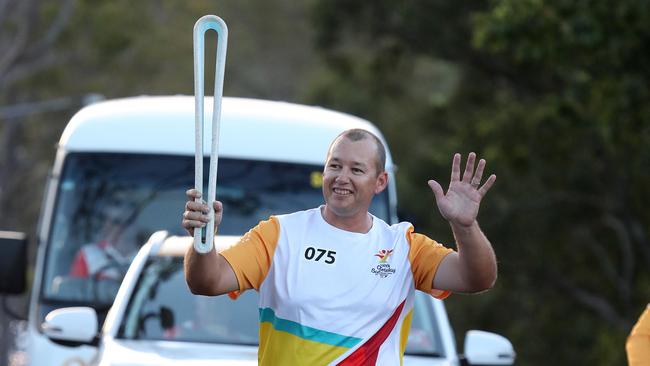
top-left (42, 153), bottom-right (389, 305)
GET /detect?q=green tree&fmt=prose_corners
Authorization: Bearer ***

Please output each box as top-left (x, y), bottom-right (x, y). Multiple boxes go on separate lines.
top-left (309, 1), bottom-right (650, 364)
top-left (0, 0), bottom-right (319, 231)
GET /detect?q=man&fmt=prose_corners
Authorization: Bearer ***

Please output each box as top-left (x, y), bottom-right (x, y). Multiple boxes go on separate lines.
top-left (627, 303), bottom-right (650, 365)
top-left (70, 206), bottom-right (137, 279)
top-left (182, 129), bottom-right (497, 365)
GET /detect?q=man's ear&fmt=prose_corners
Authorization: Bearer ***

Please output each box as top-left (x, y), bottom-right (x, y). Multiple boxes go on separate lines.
top-left (374, 171), bottom-right (388, 194)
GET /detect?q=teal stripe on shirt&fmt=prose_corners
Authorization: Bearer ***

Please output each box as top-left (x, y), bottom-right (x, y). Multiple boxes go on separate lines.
top-left (259, 307), bottom-right (362, 348)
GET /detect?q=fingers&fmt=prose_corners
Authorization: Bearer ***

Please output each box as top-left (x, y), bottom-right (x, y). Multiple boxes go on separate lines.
top-left (450, 153), bottom-right (461, 183)
top-left (183, 188), bottom-right (224, 235)
top-left (461, 152), bottom-right (476, 184)
top-left (213, 200), bottom-right (223, 226)
top-left (185, 199), bottom-right (209, 213)
top-left (427, 179), bottom-right (445, 202)
top-left (478, 174), bottom-right (496, 196)
top-left (471, 158), bottom-right (486, 188)
top-left (448, 153), bottom-right (495, 194)
top-left (182, 205), bottom-right (209, 236)
top-left (213, 200), bottom-right (222, 212)
top-left (186, 188), bottom-right (202, 200)
top-left (183, 207), bottom-right (209, 223)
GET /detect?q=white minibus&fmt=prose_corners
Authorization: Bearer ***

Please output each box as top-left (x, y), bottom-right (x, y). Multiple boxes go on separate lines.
top-left (2, 95), bottom-right (397, 365)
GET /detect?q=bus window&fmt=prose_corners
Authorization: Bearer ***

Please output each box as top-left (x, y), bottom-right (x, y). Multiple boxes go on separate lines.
top-left (43, 153), bottom-right (390, 305)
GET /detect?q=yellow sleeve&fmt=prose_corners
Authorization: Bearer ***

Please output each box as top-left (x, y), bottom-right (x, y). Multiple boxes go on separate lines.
top-left (627, 304), bottom-right (650, 365)
top-left (406, 226), bottom-right (454, 299)
top-left (219, 216), bottom-right (280, 292)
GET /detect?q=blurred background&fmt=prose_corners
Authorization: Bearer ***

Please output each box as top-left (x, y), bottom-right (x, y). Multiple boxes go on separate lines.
top-left (1, 0), bottom-right (648, 365)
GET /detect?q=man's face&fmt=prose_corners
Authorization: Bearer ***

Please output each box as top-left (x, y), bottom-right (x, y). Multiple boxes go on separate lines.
top-left (322, 137), bottom-right (388, 219)
top-left (102, 215), bottom-right (123, 243)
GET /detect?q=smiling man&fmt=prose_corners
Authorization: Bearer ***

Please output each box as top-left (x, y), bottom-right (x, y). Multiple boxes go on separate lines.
top-left (183, 128), bottom-right (497, 365)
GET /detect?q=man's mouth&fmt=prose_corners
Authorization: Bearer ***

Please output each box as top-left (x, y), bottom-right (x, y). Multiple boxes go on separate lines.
top-left (333, 187), bottom-right (353, 195)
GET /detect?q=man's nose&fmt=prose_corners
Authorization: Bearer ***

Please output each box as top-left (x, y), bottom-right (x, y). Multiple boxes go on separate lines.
top-left (334, 168), bottom-right (352, 182)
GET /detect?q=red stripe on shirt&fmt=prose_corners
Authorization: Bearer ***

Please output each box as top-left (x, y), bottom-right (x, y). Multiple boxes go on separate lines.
top-left (337, 300), bottom-right (406, 366)
top-left (69, 251), bottom-right (89, 277)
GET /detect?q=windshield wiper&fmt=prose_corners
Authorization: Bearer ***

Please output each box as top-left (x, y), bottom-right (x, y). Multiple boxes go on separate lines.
top-left (404, 351), bottom-right (442, 357)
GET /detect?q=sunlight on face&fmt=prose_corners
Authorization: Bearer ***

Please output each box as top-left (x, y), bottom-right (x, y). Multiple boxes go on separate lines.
top-left (322, 136), bottom-right (387, 220)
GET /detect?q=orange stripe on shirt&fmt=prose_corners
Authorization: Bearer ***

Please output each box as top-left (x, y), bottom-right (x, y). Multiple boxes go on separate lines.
top-left (220, 216), bottom-right (280, 291)
top-left (406, 226), bottom-right (454, 299)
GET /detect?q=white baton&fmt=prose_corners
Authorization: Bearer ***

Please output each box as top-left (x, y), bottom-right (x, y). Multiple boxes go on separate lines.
top-left (193, 15), bottom-right (228, 253)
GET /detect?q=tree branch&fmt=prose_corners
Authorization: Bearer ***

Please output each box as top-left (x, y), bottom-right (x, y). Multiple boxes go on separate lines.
top-left (0, 0), bottom-right (35, 76)
top-left (0, 0), bottom-right (10, 28)
top-left (548, 269), bottom-right (631, 331)
top-left (601, 214), bottom-right (634, 302)
top-left (24, 0), bottom-right (76, 59)
top-left (0, 51), bottom-right (68, 88)
top-left (629, 218), bottom-right (650, 271)
top-left (571, 227), bottom-right (621, 291)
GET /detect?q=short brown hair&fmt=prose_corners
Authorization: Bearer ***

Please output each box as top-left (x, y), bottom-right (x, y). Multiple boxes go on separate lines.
top-left (329, 129), bottom-right (386, 175)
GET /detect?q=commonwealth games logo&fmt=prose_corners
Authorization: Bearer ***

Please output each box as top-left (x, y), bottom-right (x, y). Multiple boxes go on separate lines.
top-left (371, 249), bottom-right (396, 278)
top-left (370, 249), bottom-right (395, 278)
top-left (374, 249), bottom-right (393, 263)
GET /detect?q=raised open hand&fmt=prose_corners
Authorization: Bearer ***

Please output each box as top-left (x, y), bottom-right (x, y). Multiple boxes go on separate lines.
top-left (427, 153), bottom-right (496, 227)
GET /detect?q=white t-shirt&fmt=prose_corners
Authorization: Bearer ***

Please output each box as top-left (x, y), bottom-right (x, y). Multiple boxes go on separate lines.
top-left (221, 207), bottom-right (453, 365)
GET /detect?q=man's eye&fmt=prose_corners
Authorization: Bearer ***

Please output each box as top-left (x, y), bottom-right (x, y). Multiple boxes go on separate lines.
top-left (352, 168), bottom-right (363, 174)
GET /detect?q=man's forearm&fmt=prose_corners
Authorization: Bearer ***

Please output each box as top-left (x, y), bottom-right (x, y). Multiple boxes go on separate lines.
top-left (184, 246), bottom-right (222, 295)
top-left (451, 221), bottom-right (498, 291)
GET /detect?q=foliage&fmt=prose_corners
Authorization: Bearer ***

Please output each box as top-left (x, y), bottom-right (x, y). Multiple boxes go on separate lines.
top-left (309, 0), bottom-right (650, 364)
top-left (1, 0), bottom-right (648, 364)
top-left (0, 0), bottom-right (318, 232)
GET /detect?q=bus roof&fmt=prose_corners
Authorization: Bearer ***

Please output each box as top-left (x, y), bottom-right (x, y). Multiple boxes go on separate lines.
top-left (59, 96), bottom-right (393, 169)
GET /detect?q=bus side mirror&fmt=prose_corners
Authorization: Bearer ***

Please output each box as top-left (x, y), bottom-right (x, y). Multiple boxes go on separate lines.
top-left (0, 231), bottom-right (27, 294)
